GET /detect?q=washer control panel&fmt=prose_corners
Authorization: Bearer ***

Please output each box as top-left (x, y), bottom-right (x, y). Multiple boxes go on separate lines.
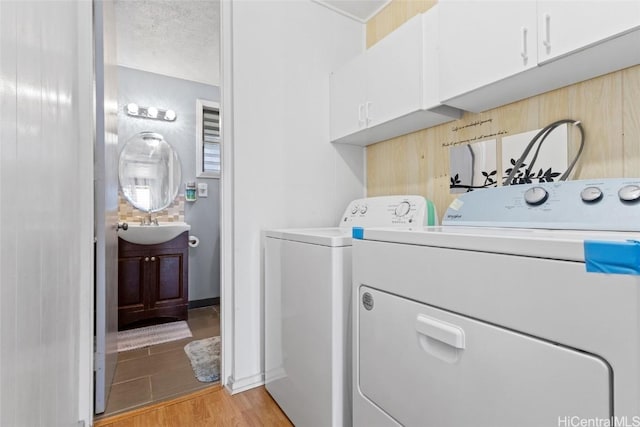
top-left (443, 179), bottom-right (640, 231)
top-left (339, 196), bottom-right (437, 229)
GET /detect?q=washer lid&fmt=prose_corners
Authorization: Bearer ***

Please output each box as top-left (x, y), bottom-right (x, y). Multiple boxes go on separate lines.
top-left (264, 227), bottom-right (352, 247)
top-left (359, 226), bottom-right (640, 262)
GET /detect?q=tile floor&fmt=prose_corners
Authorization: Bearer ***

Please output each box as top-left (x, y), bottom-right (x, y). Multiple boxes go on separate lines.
top-left (96, 305), bottom-right (220, 418)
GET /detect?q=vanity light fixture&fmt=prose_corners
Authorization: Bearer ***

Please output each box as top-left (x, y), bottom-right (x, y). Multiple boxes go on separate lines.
top-left (125, 102), bottom-right (177, 122)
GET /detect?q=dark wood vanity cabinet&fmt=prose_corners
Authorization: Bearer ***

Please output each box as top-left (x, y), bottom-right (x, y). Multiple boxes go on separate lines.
top-left (118, 232), bottom-right (188, 330)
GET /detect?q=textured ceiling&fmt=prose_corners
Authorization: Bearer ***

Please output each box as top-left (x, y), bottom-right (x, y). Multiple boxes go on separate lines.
top-left (114, 0), bottom-right (220, 86)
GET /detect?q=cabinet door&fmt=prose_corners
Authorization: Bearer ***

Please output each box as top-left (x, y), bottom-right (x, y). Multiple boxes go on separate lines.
top-left (329, 52), bottom-right (367, 142)
top-left (538, 1), bottom-right (640, 63)
top-left (439, 0), bottom-right (537, 104)
top-left (153, 253), bottom-right (186, 306)
top-left (366, 13), bottom-right (423, 128)
top-left (118, 256), bottom-right (144, 309)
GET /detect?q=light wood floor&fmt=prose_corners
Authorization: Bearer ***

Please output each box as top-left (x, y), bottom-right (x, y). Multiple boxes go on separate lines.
top-left (94, 385), bottom-right (293, 427)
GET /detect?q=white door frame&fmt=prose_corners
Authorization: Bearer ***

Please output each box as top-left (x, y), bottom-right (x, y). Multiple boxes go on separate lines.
top-left (220, 0), bottom-right (234, 391)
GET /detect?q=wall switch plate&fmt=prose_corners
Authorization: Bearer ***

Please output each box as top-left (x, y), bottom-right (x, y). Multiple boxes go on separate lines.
top-left (197, 182), bottom-right (208, 197)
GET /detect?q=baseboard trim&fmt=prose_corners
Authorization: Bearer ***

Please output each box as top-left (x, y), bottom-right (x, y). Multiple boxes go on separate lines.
top-left (226, 373), bottom-right (264, 394)
top-left (188, 297), bottom-right (220, 309)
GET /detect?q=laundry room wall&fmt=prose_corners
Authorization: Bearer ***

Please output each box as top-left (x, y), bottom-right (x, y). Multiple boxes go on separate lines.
top-left (365, 0), bottom-right (640, 219)
top-left (227, 0), bottom-right (365, 392)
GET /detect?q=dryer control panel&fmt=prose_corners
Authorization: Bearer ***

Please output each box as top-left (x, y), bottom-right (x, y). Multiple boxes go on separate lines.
top-left (443, 178), bottom-right (640, 231)
top-left (339, 196), bottom-right (438, 229)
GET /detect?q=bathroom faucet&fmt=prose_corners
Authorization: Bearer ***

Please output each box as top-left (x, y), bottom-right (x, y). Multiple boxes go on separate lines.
top-left (140, 213), bottom-right (158, 226)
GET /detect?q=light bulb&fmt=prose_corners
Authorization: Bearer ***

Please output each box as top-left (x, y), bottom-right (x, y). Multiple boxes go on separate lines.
top-left (126, 103), bottom-right (139, 115)
top-left (164, 109), bottom-right (176, 121)
top-left (147, 107), bottom-right (158, 118)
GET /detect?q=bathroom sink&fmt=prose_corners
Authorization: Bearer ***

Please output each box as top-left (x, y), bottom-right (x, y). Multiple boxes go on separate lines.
top-left (118, 222), bottom-right (191, 245)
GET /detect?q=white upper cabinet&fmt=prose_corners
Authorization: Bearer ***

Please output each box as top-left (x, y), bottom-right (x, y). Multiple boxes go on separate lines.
top-left (439, 0), bottom-right (640, 113)
top-left (537, 1), bottom-right (640, 63)
top-left (365, 13), bottom-right (425, 128)
top-left (330, 7), bottom-right (462, 146)
top-left (438, 0), bottom-right (538, 108)
top-left (330, 53), bottom-right (368, 143)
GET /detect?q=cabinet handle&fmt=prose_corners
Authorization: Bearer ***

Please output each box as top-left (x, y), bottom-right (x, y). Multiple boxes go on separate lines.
top-left (151, 257), bottom-right (156, 262)
top-left (358, 103), bottom-right (365, 126)
top-left (144, 257), bottom-right (150, 262)
top-left (543, 14), bottom-right (551, 50)
top-left (365, 102), bottom-right (372, 125)
top-left (520, 27), bottom-right (528, 62)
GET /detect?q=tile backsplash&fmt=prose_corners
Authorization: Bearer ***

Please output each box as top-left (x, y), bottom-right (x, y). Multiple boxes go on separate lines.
top-left (118, 192), bottom-right (185, 223)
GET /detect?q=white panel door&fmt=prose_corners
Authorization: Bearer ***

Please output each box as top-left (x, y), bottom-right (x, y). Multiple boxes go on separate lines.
top-left (329, 53), bottom-right (368, 142)
top-left (366, 13), bottom-right (423, 128)
top-left (1, 0), bottom-right (95, 424)
top-left (537, 1), bottom-right (640, 63)
top-left (357, 286), bottom-right (611, 427)
top-left (438, 0), bottom-right (537, 103)
top-left (94, 0), bottom-right (120, 415)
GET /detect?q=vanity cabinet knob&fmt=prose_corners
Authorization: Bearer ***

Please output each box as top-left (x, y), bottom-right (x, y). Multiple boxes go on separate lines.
top-left (151, 257), bottom-right (156, 262)
top-left (144, 257), bottom-right (150, 262)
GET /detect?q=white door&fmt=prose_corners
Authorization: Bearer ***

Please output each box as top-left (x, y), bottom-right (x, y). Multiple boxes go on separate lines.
top-left (438, 0), bottom-right (537, 104)
top-left (537, 1), bottom-right (640, 63)
top-left (94, 0), bottom-right (120, 414)
top-left (329, 52), bottom-right (368, 143)
top-left (366, 13), bottom-right (423, 128)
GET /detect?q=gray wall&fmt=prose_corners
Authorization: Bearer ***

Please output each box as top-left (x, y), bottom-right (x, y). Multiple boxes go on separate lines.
top-left (118, 66), bottom-right (221, 301)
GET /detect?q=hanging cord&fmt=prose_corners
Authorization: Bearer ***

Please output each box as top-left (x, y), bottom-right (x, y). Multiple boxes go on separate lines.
top-left (502, 119), bottom-right (585, 186)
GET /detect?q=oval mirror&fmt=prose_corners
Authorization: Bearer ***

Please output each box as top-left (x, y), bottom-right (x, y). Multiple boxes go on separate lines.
top-left (118, 131), bottom-right (181, 213)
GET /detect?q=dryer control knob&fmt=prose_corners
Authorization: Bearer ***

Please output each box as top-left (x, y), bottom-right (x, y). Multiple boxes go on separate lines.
top-left (524, 186), bottom-right (549, 206)
top-left (580, 186), bottom-right (603, 203)
top-left (618, 184), bottom-right (640, 202)
top-left (395, 201), bottom-right (411, 217)
top-left (351, 205), bottom-right (359, 215)
top-left (360, 205), bottom-right (368, 214)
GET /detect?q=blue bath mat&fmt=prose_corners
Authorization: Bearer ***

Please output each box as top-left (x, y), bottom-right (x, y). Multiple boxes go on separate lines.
top-left (184, 336), bottom-right (221, 382)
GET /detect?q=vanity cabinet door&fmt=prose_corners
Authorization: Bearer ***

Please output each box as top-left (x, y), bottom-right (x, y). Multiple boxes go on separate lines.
top-left (154, 254), bottom-right (184, 302)
top-left (118, 232), bottom-right (189, 330)
top-left (118, 256), bottom-right (146, 312)
top-left (537, 1), bottom-right (640, 63)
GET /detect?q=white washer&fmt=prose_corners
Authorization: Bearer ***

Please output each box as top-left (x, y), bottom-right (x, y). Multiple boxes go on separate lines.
top-left (265, 196), bottom-right (438, 427)
top-left (353, 179), bottom-right (640, 427)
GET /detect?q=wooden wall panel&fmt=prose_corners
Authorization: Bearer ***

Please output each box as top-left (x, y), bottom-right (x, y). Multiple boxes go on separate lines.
top-left (623, 66), bottom-right (640, 176)
top-left (365, 1), bottom-right (640, 220)
top-left (366, 0), bottom-right (436, 48)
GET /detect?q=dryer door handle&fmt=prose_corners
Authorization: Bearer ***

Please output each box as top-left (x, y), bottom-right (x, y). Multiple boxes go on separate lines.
top-left (416, 314), bottom-right (466, 349)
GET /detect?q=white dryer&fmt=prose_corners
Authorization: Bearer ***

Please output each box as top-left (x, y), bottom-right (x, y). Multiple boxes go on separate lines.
top-left (353, 179), bottom-right (640, 427)
top-left (265, 196), bottom-right (437, 427)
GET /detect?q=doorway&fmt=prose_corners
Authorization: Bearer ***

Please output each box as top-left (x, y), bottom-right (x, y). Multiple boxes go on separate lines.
top-left (94, 0), bottom-right (223, 417)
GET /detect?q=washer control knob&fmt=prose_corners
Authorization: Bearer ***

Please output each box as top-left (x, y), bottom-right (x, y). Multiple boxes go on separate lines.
top-left (580, 186), bottom-right (603, 203)
top-left (618, 184), bottom-right (640, 202)
top-left (524, 186), bottom-right (549, 206)
top-left (395, 201), bottom-right (411, 217)
top-left (351, 205), bottom-right (359, 214)
top-left (360, 205), bottom-right (368, 214)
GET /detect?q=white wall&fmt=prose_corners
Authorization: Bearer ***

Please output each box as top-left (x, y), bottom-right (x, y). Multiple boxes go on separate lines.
top-left (225, 0), bottom-right (365, 391)
top-left (0, 1), bottom-right (95, 425)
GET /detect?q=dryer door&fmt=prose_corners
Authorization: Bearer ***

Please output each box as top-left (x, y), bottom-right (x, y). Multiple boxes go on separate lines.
top-left (356, 286), bottom-right (611, 427)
